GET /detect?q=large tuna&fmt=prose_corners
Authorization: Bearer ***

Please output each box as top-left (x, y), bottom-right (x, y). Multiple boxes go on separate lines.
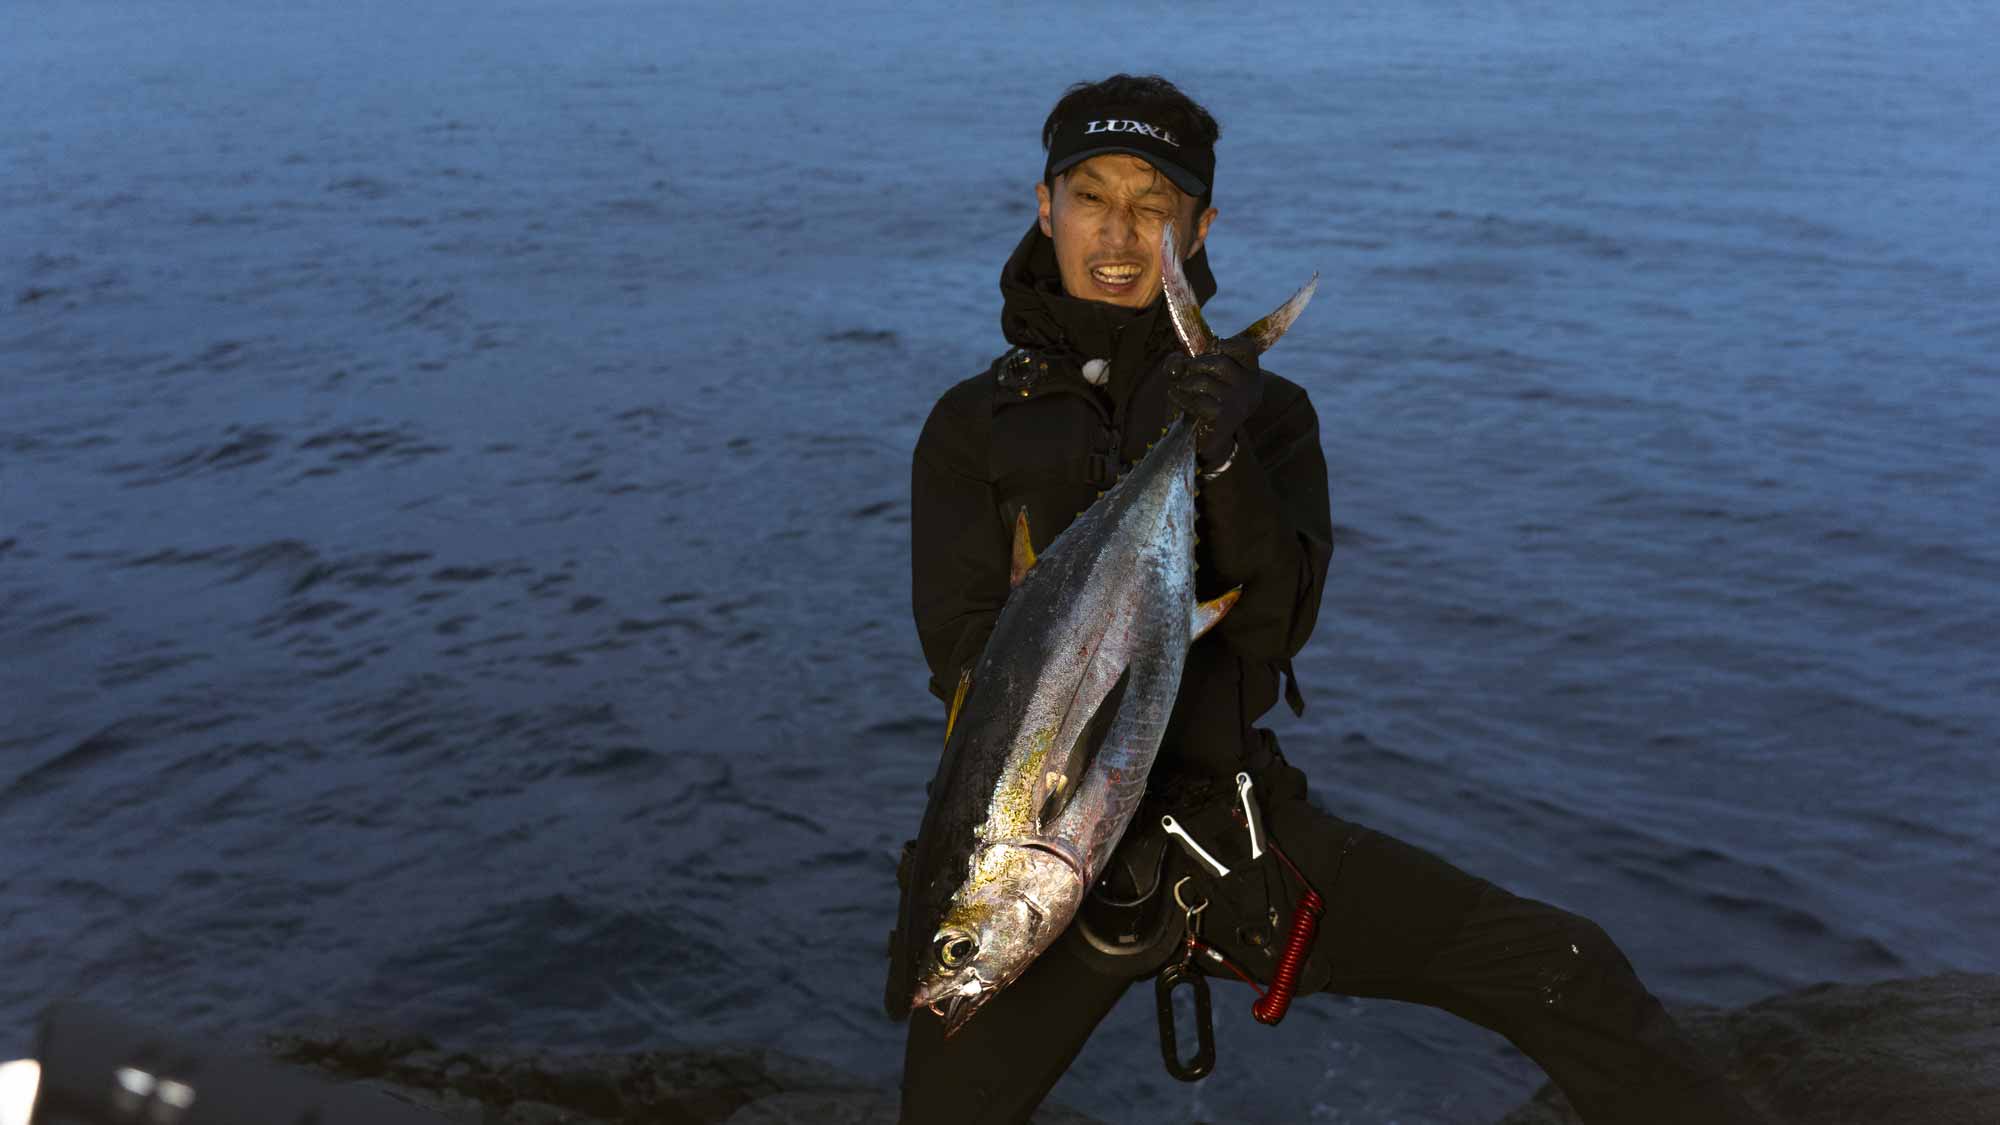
top-left (890, 224), bottom-right (1317, 1036)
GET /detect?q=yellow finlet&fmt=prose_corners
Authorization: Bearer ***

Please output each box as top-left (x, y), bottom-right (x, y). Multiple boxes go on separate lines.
top-left (944, 667), bottom-right (973, 746)
top-left (1010, 508), bottom-right (1038, 588)
top-left (1190, 586), bottom-right (1243, 642)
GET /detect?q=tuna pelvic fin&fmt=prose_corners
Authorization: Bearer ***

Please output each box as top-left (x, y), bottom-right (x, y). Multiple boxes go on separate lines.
top-left (944, 667), bottom-right (972, 747)
top-left (1190, 587), bottom-right (1242, 642)
top-left (1010, 508), bottom-right (1038, 589)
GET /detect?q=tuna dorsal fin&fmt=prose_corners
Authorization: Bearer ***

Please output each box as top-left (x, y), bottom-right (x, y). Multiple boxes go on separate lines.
top-left (1190, 587), bottom-right (1242, 642)
top-left (1009, 508), bottom-right (1037, 589)
top-left (1036, 665), bottom-right (1130, 830)
top-left (944, 667), bottom-right (972, 747)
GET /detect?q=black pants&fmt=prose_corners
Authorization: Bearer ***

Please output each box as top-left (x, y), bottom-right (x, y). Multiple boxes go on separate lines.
top-left (899, 758), bottom-right (1764, 1125)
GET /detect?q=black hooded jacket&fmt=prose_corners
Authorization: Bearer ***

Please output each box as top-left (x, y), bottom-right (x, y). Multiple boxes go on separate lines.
top-left (909, 223), bottom-right (1334, 792)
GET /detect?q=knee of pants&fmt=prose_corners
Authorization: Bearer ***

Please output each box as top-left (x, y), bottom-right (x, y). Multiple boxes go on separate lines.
top-left (1526, 908), bottom-right (1643, 1012)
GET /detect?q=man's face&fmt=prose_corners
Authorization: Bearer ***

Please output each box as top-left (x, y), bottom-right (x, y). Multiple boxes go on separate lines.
top-left (1036, 154), bottom-right (1217, 309)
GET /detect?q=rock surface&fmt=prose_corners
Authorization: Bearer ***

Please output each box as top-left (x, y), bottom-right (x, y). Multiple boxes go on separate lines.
top-left (265, 1030), bottom-right (1106, 1124)
top-left (1498, 972), bottom-right (2000, 1125)
top-left (267, 973), bottom-right (1995, 1125)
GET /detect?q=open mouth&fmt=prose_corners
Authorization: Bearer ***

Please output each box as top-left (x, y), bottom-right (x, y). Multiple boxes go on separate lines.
top-left (917, 976), bottom-right (989, 1038)
top-left (1089, 263), bottom-right (1144, 292)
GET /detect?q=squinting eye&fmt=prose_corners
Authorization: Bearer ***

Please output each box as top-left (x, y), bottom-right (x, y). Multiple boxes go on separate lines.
top-left (935, 932), bottom-right (978, 968)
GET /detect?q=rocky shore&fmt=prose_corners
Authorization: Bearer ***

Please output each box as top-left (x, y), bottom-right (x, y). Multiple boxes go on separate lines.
top-left (267, 973), bottom-right (1998, 1124)
top-left (264, 1034), bottom-right (1106, 1124)
top-left (1498, 972), bottom-right (1999, 1125)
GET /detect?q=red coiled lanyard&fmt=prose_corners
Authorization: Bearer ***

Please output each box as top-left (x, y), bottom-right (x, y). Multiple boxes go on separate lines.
top-left (1171, 838), bottom-right (1325, 1026)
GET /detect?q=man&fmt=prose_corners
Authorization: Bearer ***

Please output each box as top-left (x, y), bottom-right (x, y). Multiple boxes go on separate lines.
top-left (894, 74), bottom-right (1764, 1124)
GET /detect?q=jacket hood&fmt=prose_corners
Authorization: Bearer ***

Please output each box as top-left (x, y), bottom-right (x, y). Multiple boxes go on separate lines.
top-left (997, 223), bottom-right (1218, 396)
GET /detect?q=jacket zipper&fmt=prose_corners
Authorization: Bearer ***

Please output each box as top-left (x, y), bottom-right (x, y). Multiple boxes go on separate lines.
top-left (999, 358), bottom-right (1124, 487)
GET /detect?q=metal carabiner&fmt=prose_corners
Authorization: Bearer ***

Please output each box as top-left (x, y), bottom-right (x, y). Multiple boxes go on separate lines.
top-left (1172, 875), bottom-right (1208, 927)
top-left (1155, 875), bottom-right (1216, 1081)
top-left (1155, 959), bottom-right (1215, 1081)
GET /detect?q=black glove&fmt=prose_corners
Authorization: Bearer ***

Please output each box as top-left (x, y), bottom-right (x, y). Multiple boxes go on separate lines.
top-left (1165, 334), bottom-right (1262, 466)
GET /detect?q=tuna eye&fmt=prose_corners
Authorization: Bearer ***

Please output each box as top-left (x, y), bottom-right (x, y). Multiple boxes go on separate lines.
top-left (934, 932), bottom-right (978, 968)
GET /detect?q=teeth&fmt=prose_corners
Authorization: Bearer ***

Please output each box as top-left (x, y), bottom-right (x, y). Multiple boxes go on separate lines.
top-left (1093, 266), bottom-right (1140, 282)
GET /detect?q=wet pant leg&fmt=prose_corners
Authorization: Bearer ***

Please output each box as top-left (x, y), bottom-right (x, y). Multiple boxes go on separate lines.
top-left (1389, 885), bottom-right (1767, 1124)
top-left (1263, 796), bottom-right (1766, 1125)
top-left (899, 934), bottom-right (1133, 1125)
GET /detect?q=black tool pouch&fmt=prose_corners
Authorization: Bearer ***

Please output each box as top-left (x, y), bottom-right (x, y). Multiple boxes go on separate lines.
top-left (1063, 818), bottom-right (1185, 978)
top-left (1160, 779), bottom-right (1338, 1000)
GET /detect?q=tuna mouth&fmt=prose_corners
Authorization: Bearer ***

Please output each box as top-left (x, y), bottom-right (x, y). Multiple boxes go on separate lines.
top-left (913, 972), bottom-right (990, 1037)
top-left (936, 980), bottom-right (986, 1038)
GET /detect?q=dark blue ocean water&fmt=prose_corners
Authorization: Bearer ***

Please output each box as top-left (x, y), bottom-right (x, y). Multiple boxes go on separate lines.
top-left (3, 2), bottom-right (1996, 1121)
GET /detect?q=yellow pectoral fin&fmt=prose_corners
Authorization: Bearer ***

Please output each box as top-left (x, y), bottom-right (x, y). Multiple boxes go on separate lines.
top-left (1009, 508), bottom-right (1038, 589)
top-left (944, 667), bottom-right (973, 747)
top-left (1190, 587), bottom-right (1242, 642)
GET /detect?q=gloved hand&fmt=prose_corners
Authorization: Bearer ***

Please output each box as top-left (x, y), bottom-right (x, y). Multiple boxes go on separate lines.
top-left (1165, 334), bottom-right (1262, 467)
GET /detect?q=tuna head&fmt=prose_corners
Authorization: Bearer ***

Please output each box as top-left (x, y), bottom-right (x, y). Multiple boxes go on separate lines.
top-left (910, 841), bottom-right (1083, 1036)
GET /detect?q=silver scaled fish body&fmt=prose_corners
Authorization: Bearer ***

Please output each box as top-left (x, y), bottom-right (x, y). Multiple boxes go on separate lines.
top-left (894, 223), bottom-right (1317, 1036)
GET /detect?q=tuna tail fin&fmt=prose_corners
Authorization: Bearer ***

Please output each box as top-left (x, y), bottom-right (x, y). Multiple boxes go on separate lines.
top-left (1161, 221), bottom-right (1216, 357)
top-left (1161, 220), bottom-right (1319, 358)
top-left (1036, 665), bottom-right (1131, 831)
top-left (1010, 508), bottom-right (1038, 589)
top-left (1190, 587), bottom-right (1242, 642)
top-left (1241, 274), bottom-right (1319, 355)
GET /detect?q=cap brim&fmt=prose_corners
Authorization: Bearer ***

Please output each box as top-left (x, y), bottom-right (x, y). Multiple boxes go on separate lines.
top-left (1048, 147), bottom-right (1208, 198)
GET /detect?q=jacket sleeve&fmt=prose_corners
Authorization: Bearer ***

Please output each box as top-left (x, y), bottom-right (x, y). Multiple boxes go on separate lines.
top-left (910, 380), bottom-right (1010, 705)
top-left (1193, 379), bottom-right (1334, 664)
